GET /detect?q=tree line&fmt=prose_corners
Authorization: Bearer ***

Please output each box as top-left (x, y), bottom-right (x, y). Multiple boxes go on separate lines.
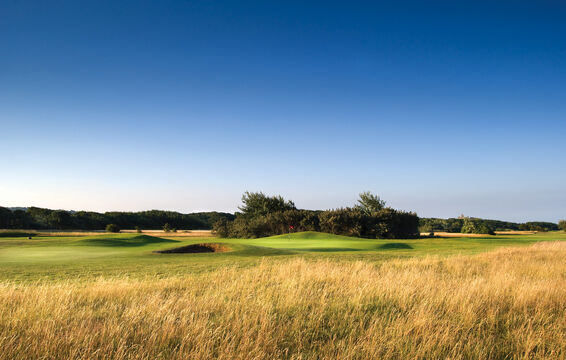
top-left (0, 207), bottom-right (234, 230)
top-left (419, 217), bottom-right (560, 234)
top-left (2, 201), bottom-right (562, 237)
top-left (213, 191), bottom-right (420, 239)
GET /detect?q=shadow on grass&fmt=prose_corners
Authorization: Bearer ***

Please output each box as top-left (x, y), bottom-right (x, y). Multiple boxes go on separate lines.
top-left (154, 243), bottom-right (229, 254)
top-left (77, 235), bottom-right (179, 247)
top-left (377, 243), bottom-right (413, 250)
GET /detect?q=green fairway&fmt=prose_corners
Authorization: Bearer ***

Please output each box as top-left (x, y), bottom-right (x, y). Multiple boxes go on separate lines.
top-left (0, 231), bottom-right (564, 282)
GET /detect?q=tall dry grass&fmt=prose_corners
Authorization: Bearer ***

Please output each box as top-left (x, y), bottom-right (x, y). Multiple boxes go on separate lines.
top-left (1, 242), bottom-right (565, 359)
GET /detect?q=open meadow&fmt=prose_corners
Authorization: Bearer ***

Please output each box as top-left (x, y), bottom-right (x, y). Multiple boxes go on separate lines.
top-left (0, 231), bottom-right (565, 359)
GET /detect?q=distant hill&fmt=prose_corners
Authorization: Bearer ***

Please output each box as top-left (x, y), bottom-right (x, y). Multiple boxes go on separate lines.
top-left (0, 206), bottom-right (235, 230)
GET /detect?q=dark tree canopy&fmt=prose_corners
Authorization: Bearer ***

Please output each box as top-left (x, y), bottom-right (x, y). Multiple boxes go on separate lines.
top-left (461, 218), bottom-right (495, 235)
top-left (237, 191), bottom-right (296, 218)
top-left (0, 207), bottom-right (234, 230)
top-left (214, 192), bottom-right (419, 239)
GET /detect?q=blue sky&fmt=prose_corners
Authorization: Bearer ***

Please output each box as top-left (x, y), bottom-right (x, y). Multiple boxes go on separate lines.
top-left (1, 0), bottom-right (565, 222)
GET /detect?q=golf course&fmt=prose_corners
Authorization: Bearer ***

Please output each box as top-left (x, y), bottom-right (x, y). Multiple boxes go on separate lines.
top-left (1, 230), bottom-right (563, 282)
top-left (1, 231), bottom-right (565, 359)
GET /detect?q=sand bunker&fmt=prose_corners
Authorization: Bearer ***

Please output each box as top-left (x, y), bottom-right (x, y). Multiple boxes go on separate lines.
top-left (154, 243), bottom-right (229, 254)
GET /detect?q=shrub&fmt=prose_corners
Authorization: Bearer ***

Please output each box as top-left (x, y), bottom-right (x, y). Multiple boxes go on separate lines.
top-left (214, 192), bottom-right (419, 239)
top-left (105, 224), bottom-right (121, 233)
top-left (212, 218), bottom-right (232, 238)
top-left (559, 220), bottom-right (566, 232)
top-left (162, 223), bottom-right (172, 233)
top-left (319, 208), bottom-right (364, 237)
top-left (216, 207), bottom-right (419, 239)
top-left (461, 219), bottom-right (495, 235)
top-left (135, 226), bottom-right (142, 233)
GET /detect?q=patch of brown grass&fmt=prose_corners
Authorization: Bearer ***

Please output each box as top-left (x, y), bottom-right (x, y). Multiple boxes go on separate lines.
top-left (421, 231), bottom-right (493, 237)
top-left (1, 242), bottom-right (565, 359)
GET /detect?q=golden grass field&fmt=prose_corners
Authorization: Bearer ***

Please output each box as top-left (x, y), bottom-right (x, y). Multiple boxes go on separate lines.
top-left (1, 241), bottom-right (564, 359)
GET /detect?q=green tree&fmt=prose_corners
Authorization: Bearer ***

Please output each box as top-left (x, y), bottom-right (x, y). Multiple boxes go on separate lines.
top-left (212, 218), bottom-right (232, 238)
top-left (238, 191), bottom-right (296, 218)
top-left (162, 223), bottom-right (172, 233)
top-left (356, 191), bottom-right (386, 214)
top-left (105, 224), bottom-right (120, 233)
top-left (461, 218), bottom-right (494, 235)
top-left (47, 210), bottom-right (73, 230)
top-left (559, 220), bottom-right (566, 231)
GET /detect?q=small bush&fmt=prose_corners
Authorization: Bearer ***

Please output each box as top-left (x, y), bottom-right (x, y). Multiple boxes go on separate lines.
top-left (105, 224), bottom-right (121, 233)
top-left (162, 223), bottom-right (172, 233)
top-left (135, 226), bottom-right (142, 233)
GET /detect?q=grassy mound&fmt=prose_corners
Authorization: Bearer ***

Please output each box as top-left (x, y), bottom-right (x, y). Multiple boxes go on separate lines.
top-left (264, 231), bottom-right (363, 241)
top-left (77, 235), bottom-right (178, 247)
top-left (155, 243), bottom-right (229, 254)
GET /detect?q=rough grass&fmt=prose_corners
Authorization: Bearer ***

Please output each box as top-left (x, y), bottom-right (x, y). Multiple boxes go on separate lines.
top-left (1, 241), bottom-right (565, 359)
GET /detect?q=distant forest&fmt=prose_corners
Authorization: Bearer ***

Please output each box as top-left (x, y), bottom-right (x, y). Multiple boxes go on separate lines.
top-left (0, 204), bottom-right (560, 235)
top-left (0, 207), bottom-right (234, 230)
top-left (419, 217), bottom-right (559, 234)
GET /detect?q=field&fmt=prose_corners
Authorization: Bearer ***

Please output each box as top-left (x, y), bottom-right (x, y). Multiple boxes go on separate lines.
top-left (1, 231), bottom-right (565, 359)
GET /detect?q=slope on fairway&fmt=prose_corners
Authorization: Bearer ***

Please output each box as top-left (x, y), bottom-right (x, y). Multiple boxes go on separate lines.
top-left (76, 234), bottom-right (179, 247)
top-left (237, 231), bottom-right (413, 252)
top-left (231, 231), bottom-right (566, 255)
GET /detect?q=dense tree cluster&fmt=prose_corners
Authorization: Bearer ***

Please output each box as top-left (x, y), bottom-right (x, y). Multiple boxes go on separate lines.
top-left (461, 218), bottom-right (495, 235)
top-left (519, 222), bottom-right (559, 232)
top-left (213, 192), bottom-right (419, 239)
top-left (419, 217), bottom-right (559, 234)
top-left (0, 207), bottom-right (234, 230)
top-left (559, 220), bottom-right (566, 231)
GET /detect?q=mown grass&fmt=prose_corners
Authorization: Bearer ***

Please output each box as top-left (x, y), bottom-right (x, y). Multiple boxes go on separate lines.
top-left (0, 240), bottom-right (565, 359)
top-left (0, 231), bottom-right (563, 282)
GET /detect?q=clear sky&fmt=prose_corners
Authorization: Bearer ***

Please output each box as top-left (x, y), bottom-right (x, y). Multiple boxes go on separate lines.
top-left (1, 0), bottom-right (565, 222)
